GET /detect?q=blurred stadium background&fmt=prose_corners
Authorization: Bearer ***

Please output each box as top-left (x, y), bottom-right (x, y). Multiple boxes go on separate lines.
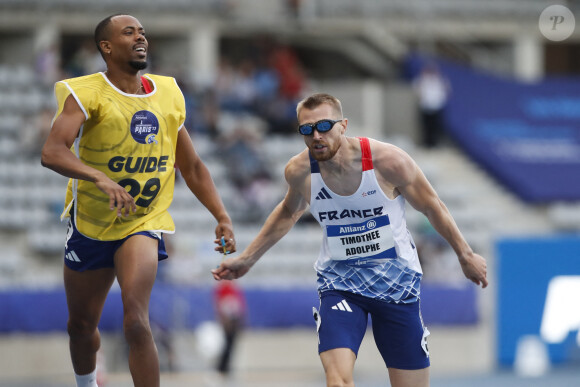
top-left (0, 0), bottom-right (580, 386)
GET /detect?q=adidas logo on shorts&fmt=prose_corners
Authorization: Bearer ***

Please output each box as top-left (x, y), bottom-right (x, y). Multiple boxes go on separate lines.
top-left (331, 299), bottom-right (352, 312)
top-left (65, 250), bottom-right (81, 262)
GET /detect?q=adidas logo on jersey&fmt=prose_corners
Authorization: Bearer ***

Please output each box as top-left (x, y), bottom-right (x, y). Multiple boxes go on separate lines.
top-left (315, 187), bottom-right (332, 200)
top-left (65, 251), bottom-right (81, 262)
top-left (331, 299), bottom-right (352, 312)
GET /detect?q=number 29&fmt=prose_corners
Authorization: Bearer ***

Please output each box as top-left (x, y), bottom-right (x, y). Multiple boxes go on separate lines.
top-left (118, 178), bottom-right (161, 207)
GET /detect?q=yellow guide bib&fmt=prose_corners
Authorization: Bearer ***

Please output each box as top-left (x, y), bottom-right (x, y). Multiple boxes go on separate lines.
top-left (54, 72), bottom-right (185, 240)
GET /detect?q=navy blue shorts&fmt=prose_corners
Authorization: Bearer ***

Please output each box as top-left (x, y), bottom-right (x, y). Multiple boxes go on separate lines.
top-left (316, 290), bottom-right (430, 370)
top-left (63, 219), bottom-right (168, 272)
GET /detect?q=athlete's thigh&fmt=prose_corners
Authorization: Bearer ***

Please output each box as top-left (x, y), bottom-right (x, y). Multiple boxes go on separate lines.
top-left (319, 347), bottom-right (356, 385)
top-left (64, 265), bottom-right (115, 323)
top-left (114, 234), bottom-right (159, 304)
top-left (318, 291), bottom-right (368, 355)
top-left (388, 367), bottom-right (429, 387)
top-left (371, 301), bottom-right (430, 370)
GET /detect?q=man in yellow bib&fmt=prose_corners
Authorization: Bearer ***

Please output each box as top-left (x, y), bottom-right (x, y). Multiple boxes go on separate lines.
top-left (41, 14), bottom-right (236, 387)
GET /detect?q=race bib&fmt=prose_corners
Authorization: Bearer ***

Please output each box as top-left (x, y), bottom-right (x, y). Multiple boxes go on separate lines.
top-left (326, 215), bottom-right (397, 266)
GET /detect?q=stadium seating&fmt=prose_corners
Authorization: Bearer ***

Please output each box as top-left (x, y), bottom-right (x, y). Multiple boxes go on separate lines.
top-left (0, 0), bottom-right (576, 289)
top-left (0, 60), bottom-right (561, 289)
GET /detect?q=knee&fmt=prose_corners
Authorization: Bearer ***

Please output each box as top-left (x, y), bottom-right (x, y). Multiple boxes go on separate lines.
top-left (326, 380), bottom-right (354, 387)
top-left (325, 372), bottom-right (354, 387)
top-left (123, 312), bottom-right (152, 345)
top-left (67, 317), bottom-right (98, 340)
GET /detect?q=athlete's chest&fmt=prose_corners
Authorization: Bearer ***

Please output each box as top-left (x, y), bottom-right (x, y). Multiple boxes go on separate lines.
top-left (318, 168), bottom-right (363, 196)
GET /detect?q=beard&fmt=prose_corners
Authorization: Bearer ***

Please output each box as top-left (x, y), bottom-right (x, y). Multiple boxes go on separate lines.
top-left (130, 60), bottom-right (148, 71)
top-left (309, 142), bottom-right (340, 162)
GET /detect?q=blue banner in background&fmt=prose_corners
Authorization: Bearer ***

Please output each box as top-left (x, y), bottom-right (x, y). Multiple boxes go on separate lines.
top-left (405, 54), bottom-right (580, 202)
top-left (497, 236), bottom-right (580, 366)
top-left (0, 282), bottom-right (477, 333)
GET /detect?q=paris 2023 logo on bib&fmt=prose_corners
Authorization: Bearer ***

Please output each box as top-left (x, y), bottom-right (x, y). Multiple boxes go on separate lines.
top-left (130, 110), bottom-right (159, 145)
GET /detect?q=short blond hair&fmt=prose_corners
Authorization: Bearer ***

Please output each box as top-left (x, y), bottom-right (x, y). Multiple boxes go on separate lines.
top-left (296, 93), bottom-right (343, 119)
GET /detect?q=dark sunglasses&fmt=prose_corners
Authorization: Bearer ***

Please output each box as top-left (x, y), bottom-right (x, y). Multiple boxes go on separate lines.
top-left (298, 119), bottom-right (342, 136)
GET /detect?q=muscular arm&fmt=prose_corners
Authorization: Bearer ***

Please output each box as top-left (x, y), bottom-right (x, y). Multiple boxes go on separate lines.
top-left (40, 94), bottom-right (137, 216)
top-left (375, 143), bottom-right (488, 288)
top-left (175, 129), bottom-right (235, 252)
top-left (212, 154), bottom-right (309, 280)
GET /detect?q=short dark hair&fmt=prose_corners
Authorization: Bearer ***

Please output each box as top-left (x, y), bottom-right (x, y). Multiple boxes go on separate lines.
top-left (296, 93), bottom-right (343, 119)
top-left (94, 13), bottom-right (126, 58)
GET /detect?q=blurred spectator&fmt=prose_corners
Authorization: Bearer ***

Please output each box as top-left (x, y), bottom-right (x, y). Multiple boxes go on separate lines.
top-left (231, 59), bottom-right (259, 112)
top-left (414, 218), bottom-right (464, 284)
top-left (261, 93), bottom-right (300, 135)
top-left (271, 44), bottom-right (306, 100)
top-left (268, 44), bottom-right (309, 134)
top-left (287, 0), bottom-right (303, 18)
top-left (65, 39), bottom-right (105, 77)
top-left (412, 62), bottom-right (451, 148)
top-left (197, 88), bottom-right (221, 138)
top-left (218, 114), bottom-right (277, 221)
top-left (20, 107), bottom-right (54, 157)
top-left (215, 57), bottom-right (260, 113)
top-left (253, 56), bottom-right (280, 101)
top-left (214, 57), bottom-right (239, 111)
top-left (210, 40), bottom-right (307, 135)
top-left (35, 43), bottom-right (61, 86)
top-left (214, 280), bottom-right (246, 377)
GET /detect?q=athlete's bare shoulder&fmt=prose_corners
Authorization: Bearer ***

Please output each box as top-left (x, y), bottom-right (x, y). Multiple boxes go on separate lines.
top-left (284, 149), bottom-right (311, 187)
top-left (367, 138), bottom-right (418, 187)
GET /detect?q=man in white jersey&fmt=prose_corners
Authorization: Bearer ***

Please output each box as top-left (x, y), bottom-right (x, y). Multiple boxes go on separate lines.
top-left (212, 93), bottom-right (487, 387)
top-left (41, 14), bottom-right (236, 387)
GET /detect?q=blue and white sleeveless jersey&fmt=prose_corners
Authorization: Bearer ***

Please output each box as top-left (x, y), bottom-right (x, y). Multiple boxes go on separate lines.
top-left (309, 137), bottom-right (422, 303)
